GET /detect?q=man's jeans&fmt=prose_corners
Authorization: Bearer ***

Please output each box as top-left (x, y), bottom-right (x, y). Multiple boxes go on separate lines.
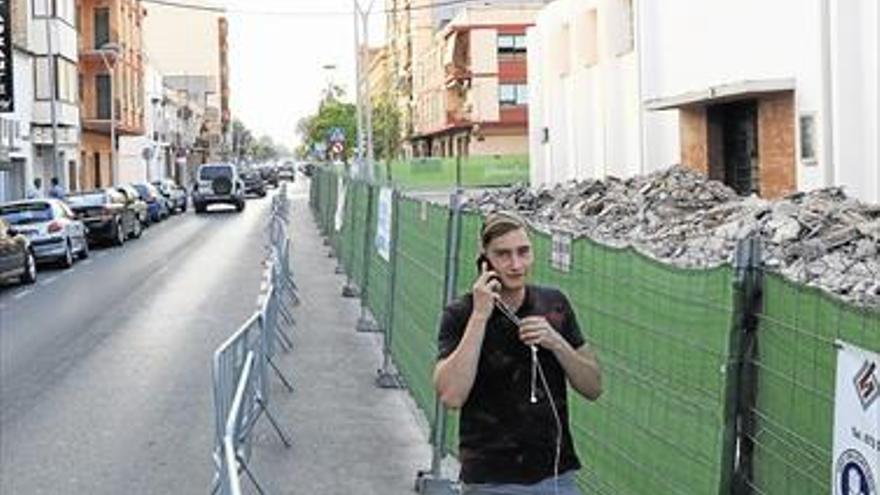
top-left (461, 471), bottom-right (581, 495)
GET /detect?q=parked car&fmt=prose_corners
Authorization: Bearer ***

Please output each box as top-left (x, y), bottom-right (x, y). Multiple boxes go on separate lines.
top-left (299, 162), bottom-right (315, 178)
top-left (152, 179), bottom-right (187, 213)
top-left (132, 183), bottom-right (170, 223)
top-left (240, 169), bottom-right (267, 197)
top-left (192, 163), bottom-right (246, 213)
top-left (66, 188), bottom-right (142, 246)
top-left (0, 217), bottom-right (36, 285)
top-left (259, 165), bottom-right (279, 188)
top-left (277, 164), bottom-right (295, 182)
top-left (0, 199), bottom-right (88, 268)
top-left (116, 184), bottom-right (150, 226)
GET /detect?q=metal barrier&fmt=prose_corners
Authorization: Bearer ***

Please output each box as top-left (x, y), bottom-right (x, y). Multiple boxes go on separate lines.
top-left (212, 186), bottom-right (299, 494)
top-left (310, 166), bottom-right (880, 495)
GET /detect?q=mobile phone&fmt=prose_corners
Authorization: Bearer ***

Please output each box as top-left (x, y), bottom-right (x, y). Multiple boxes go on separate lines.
top-left (476, 254), bottom-right (501, 289)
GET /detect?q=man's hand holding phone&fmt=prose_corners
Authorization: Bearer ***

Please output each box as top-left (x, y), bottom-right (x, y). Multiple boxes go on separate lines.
top-left (473, 260), bottom-right (501, 319)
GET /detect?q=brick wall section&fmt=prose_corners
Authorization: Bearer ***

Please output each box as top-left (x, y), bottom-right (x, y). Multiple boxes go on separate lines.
top-left (758, 92), bottom-right (796, 198)
top-left (679, 106), bottom-right (709, 174)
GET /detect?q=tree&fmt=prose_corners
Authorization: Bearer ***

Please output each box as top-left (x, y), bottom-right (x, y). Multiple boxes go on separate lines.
top-left (372, 95), bottom-right (401, 161)
top-left (297, 85), bottom-right (357, 161)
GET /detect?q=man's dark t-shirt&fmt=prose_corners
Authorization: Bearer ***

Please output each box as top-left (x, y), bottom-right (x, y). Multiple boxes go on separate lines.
top-left (437, 285), bottom-right (585, 485)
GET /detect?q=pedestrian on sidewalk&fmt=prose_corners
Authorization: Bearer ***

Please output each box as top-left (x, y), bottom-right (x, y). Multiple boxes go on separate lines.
top-left (26, 177), bottom-right (43, 199)
top-left (434, 211), bottom-right (603, 495)
top-left (48, 177), bottom-right (65, 200)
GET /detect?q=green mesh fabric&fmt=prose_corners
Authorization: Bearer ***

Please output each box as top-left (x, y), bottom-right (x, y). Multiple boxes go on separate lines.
top-left (750, 274), bottom-right (880, 495)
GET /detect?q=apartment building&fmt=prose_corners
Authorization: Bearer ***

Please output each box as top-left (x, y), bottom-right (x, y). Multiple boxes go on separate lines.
top-left (30, 0), bottom-right (81, 191)
top-left (528, 0), bottom-right (879, 203)
top-left (410, 4), bottom-right (543, 158)
top-left (77, 0), bottom-right (146, 190)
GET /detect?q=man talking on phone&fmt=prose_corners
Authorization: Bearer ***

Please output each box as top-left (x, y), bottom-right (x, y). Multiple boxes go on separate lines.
top-left (433, 211), bottom-right (602, 495)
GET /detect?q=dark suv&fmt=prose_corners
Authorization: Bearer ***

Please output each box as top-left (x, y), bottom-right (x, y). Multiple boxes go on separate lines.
top-left (241, 169), bottom-right (267, 197)
top-left (192, 163), bottom-right (246, 213)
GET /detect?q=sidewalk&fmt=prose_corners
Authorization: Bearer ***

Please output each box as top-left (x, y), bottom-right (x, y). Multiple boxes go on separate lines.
top-left (250, 181), bottom-right (435, 494)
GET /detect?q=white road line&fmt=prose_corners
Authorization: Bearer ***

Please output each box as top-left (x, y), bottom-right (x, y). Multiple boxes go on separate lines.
top-left (39, 276), bottom-right (59, 287)
top-left (12, 289), bottom-right (33, 300)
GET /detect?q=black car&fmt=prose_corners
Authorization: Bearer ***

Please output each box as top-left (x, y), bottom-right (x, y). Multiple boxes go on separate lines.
top-left (241, 169), bottom-right (267, 197)
top-left (66, 189), bottom-right (143, 245)
top-left (299, 163), bottom-right (315, 178)
top-left (259, 166), bottom-right (279, 188)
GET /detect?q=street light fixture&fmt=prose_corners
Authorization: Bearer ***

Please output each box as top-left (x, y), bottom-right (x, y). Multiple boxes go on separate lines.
top-left (97, 42), bottom-right (121, 184)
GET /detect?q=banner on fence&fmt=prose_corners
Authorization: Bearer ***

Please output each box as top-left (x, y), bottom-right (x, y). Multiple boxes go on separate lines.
top-left (832, 340), bottom-right (879, 495)
top-left (334, 178), bottom-right (348, 232)
top-left (375, 187), bottom-right (393, 261)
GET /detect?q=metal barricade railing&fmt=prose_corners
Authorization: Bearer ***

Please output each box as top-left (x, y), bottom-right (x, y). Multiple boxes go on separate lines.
top-left (212, 185), bottom-right (298, 494)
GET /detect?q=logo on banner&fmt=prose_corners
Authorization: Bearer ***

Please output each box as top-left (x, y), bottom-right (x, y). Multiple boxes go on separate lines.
top-left (835, 449), bottom-right (876, 495)
top-left (854, 361), bottom-right (879, 411)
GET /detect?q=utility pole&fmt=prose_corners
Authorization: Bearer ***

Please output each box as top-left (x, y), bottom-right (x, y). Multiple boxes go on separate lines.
top-left (353, 0), bottom-right (364, 176)
top-left (45, 13), bottom-right (60, 188)
top-left (353, 0), bottom-right (377, 181)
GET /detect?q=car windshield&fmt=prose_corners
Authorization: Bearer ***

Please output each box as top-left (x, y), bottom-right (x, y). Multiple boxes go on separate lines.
top-left (0, 203), bottom-right (54, 225)
top-left (200, 166), bottom-right (232, 180)
top-left (66, 192), bottom-right (107, 207)
top-left (132, 184), bottom-right (151, 198)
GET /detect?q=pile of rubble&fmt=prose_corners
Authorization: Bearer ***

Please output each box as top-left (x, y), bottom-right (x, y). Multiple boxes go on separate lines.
top-left (464, 166), bottom-right (880, 307)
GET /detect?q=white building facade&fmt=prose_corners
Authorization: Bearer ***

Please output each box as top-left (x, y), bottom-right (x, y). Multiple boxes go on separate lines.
top-left (528, 0), bottom-right (879, 202)
top-left (29, 0), bottom-right (81, 192)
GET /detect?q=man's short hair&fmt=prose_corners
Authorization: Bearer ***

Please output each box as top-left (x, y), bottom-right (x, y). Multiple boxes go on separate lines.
top-left (480, 210), bottom-right (529, 250)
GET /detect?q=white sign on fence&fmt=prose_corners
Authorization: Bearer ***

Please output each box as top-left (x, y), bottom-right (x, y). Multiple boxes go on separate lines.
top-left (375, 187), bottom-right (393, 261)
top-left (334, 180), bottom-right (347, 232)
top-left (832, 340), bottom-right (879, 495)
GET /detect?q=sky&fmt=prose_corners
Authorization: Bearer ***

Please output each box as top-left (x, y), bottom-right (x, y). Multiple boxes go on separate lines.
top-left (225, 0), bottom-right (387, 149)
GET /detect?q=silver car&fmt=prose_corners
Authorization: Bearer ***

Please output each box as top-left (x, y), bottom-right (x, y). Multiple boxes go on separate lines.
top-left (0, 199), bottom-right (89, 268)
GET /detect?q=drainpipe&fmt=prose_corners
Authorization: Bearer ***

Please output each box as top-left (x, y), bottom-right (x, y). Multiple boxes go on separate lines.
top-left (820, 0), bottom-right (835, 187)
top-left (635, 0), bottom-right (647, 175)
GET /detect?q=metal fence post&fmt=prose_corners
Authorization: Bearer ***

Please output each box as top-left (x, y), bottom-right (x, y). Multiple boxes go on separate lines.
top-left (356, 184), bottom-right (381, 333)
top-left (416, 187), bottom-right (463, 493)
top-left (342, 179), bottom-right (360, 296)
top-left (726, 235), bottom-right (763, 495)
top-left (376, 188), bottom-right (404, 389)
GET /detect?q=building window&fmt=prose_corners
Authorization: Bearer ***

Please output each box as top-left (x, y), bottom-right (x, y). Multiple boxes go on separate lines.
top-left (498, 34), bottom-right (527, 55)
top-left (584, 9), bottom-right (599, 66)
top-left (616, 0), bottom-right (634, 55)
top-left (94, 7), bottom-right (110, 49)
top-left (33, 0), bottom-right (50, 17)
top-left (799, 114), bottom-right (818, 163)
top-left (56, 57), bottom-right (78, 103)
top-left (96, 74), bottom-right (112, 120)
top-left (499, 83), bottom-right (528, 106)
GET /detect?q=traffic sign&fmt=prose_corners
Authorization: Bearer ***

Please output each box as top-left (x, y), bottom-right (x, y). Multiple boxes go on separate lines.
top-left (328, 127), bottom-right (346, 144)
top-left (331, 142), bottom-right (344, 154)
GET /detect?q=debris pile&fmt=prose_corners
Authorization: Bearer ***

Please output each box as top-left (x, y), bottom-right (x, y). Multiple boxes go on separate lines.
top-left (464, 166), bottom-right (880, 307)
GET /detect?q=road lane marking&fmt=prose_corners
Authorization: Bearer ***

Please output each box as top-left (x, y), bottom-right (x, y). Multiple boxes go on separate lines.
top-left (12, 289), bottom-right (33, 300)
top-left (39, 276), bottom-right (59, 287)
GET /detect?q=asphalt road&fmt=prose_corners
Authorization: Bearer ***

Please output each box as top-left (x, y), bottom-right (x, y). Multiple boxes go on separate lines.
top-left (0, 195), bottom-right (270, 494)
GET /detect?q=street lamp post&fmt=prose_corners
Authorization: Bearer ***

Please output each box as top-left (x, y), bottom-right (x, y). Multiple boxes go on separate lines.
top-left (353, 0), bottom-right (376, 181)
top-left (97, 43), bottom-right (121, 184)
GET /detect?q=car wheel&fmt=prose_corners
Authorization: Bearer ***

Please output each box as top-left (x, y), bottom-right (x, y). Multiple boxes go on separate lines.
top-left (132, 218), bottom-right (143, 239)
top-left (60, 241), bottom-right (74, 268)
top-left (78, 237), bottom-right (90, 259)
top-left (194, 202), bottom-right (206, 214)
top-left (20, 250), bottom-right (37, 285)
top-left (235, 200), bottom-right (245, 212)
top-left (113, 221), bottom-right (126, 246)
